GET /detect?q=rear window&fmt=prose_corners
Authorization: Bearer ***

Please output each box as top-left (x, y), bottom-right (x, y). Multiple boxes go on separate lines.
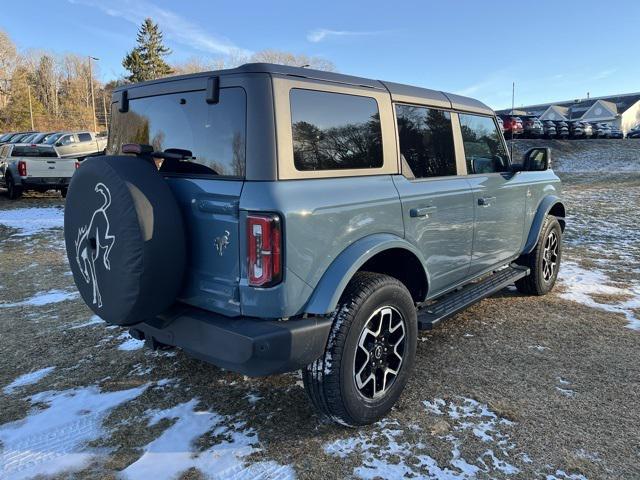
top-left (77, 133), bottom-right (92, 142)
top-left (11, 146), bottom-right (58, 157)
top-left (290, 89), bottom-right (383, 171)
top-left (108, 88), bottom-right (246, 177)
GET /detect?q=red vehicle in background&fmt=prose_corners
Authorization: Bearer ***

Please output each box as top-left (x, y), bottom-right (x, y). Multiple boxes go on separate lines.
top-left (499, 115), bottom-right (524, 137)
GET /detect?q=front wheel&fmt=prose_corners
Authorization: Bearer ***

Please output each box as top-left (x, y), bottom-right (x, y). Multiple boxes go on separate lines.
top-left (516, 216), bottom-right (562, 295)
top-left (303, 272), bottom-right (417, 426)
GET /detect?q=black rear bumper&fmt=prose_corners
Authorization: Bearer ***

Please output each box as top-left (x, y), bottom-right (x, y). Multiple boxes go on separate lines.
top-left (129, 305), bottom-right (333, 377)
top-left (21, 177), bottom-right (70, 189)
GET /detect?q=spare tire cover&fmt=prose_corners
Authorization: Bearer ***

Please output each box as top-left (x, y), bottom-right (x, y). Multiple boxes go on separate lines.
top-left (64, 156), bottom-right (185, 325)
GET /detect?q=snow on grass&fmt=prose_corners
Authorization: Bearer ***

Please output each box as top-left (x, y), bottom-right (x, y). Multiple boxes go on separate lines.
top-left (0, 207), bottom-right (64, 236)
top-left (117, 332), bottom-right (145, 351)
top-left (70, 315), bottom-right (103, 329)
top-left (559, 261), bottom-right (640, 330)
top-left (325, 397), bottom-right (519, 479)
top-left (121, 399), bottom-right (294, 480)
top-left (3, 367), bottom-right (56, 395)
top-left (0, 289), bottom-right (78, 308)
top-left (0, 384), bottom-right (147, 480)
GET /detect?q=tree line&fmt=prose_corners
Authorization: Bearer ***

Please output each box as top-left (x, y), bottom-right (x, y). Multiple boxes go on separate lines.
top-left (0, 18), bottom-right (335, 132)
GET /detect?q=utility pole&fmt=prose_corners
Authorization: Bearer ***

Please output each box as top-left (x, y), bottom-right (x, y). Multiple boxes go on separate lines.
top-left (27, 85), bottom-right (34, 130)
top-left (88, 56), bottom-right (99, 132)
top-left (102, 95), bottom-right (109, 132)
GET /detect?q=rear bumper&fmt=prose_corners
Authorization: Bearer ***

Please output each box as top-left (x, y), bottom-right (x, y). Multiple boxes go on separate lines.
top-left (20, 176), bottom-right (71, 189)
top-left (129, 305), bottom-right (333, 377)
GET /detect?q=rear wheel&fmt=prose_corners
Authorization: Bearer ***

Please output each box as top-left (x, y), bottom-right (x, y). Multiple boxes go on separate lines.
top-left (6, 175), bottom-right (22, 200)
top-left (60, 187), bottom-right (68, 198)
top-left (516, 216), bottom-right (562, 295)
top-left (303, 272), bottom-right (417, 426)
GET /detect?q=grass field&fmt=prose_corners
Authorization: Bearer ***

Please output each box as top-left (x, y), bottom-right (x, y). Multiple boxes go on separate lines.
top-left (0, 145), bottom-right (638, 479)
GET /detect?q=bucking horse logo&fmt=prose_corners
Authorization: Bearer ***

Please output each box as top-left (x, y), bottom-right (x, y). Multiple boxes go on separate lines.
top-left (75, 183), bottom-right (115, 308)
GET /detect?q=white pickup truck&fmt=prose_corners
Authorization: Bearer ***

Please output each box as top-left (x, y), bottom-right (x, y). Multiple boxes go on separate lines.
top-left (53, 131), bottom-right (107, 159)
top-left (0, 143), bottom-right (77, 199)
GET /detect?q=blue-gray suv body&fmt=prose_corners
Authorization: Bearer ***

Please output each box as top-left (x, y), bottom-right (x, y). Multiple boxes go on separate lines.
top-left (65, 63), bottom-right (565, 426)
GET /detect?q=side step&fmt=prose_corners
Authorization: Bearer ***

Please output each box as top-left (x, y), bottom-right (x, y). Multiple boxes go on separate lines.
top-left (417, 264), bottom-right (529, 330)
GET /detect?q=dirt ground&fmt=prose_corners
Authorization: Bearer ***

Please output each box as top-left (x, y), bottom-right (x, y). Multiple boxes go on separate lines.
top-left (0, 148), bottom-right (638, 479)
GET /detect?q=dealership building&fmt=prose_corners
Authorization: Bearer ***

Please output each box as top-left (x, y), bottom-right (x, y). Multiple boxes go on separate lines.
top-left (496, 92), bottom-right (640, 134)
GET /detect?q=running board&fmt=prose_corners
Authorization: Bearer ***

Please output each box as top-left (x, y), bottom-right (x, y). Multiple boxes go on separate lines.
top-left (417, 265), bottom-right (529, 330)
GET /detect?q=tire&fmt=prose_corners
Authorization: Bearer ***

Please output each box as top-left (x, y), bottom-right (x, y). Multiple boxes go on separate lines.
top-left (516, 216), bottom-right (562, 295)
top-left (64, 156), bottom-right (186, 325)
top-left (303, 272), bottom-right (417, 426)
top-left (6, 175), bottom-right (22, 200)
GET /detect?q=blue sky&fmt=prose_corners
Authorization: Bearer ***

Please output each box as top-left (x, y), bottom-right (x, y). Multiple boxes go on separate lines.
top-left (3, 0), bottom-right (638, 109)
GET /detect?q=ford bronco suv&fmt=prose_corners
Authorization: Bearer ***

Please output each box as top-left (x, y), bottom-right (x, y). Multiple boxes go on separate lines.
top-left (64, 64), bottom-right (565, 426)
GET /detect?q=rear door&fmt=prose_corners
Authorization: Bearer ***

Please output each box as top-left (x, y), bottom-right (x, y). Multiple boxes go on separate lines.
top-left (108, 82), bottom-right (247, 317)
top-left (393, 104), bottom-right (474, 296)
top-left (457, 113), bottom-right (526, 274)
top-left (76, 132), bottom-right (95, 156)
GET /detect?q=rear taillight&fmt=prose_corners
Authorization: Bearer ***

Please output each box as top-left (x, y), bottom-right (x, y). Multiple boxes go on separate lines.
top-left (17, 160), bottom-right (27, 176)
top-left (75, 161), bottom-right (80, 169)
top-left (247, 213), bottom-right (282, 287)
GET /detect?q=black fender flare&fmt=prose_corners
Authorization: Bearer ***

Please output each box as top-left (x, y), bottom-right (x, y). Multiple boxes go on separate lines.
top-left (522, 195), bottom-right (566, 254)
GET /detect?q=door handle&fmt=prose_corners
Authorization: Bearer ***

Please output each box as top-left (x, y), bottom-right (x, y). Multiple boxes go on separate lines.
top-left (409, 206), bottom-right (437, 218)
top-left (478, 196), bottom-right (496, 207)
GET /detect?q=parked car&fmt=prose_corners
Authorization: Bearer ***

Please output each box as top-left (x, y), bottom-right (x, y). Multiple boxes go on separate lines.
top-left (6, 132), bottom-right (36, 144)
top-left (582, 122), bottom-right (593, 139)
top-left (19, 132), bottom-right (41, 144)
top-left (608, 126), bottom-right (623, 139)
top-left (0, 143), bottom-right (77, 199)
top-left (568, 121), bottom-right (585, 138)
top-left (553, 121), bottom-right (569, 139)
top-left (30, 131), bottom-right (61, 145)
top-left (590, 123), bottom-right (609, 139)
top-left (542, 120), bottom-right (557, 138)
top-left (521, 117), bottom-right (544, 138)
top-left (53, 131), bottom-right (108, 159)
top-left (43, 132), bottom-right (67, 146)
top-left (63, 63), bottom-right (565, 426)
top-left (0, 133), bottom-right (16, 145)
top-left (499, 115), bottom-right (524, 137)
top-left (627, 125), bottom-right (640, 138)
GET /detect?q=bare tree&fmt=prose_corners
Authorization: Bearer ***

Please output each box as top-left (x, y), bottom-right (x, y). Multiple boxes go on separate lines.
top-left (0, 29), bottom-right (18, 107)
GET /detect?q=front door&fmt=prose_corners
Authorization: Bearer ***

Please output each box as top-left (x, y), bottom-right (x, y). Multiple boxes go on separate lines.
top-left (457, 113), bottom-right (526, 274)
top-left (393, 104), bottom-right (474, 296)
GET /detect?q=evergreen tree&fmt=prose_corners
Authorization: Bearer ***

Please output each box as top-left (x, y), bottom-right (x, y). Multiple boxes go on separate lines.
top-left (122, 18), bottom-right (173, 83)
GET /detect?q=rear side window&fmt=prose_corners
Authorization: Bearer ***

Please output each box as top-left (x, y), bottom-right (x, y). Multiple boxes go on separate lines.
top-left (77, 133), bottom-right (92, 142)
top-left (108, 88), bottom-right (246, 177)
top-left (458, 114), bottom-right (509, 174)
top-left (290, 89), bottom-right (383, 171)
top-left (395, 105), bottom-right (456, 178)
top-left (11, 146), bottom-right (58, 157)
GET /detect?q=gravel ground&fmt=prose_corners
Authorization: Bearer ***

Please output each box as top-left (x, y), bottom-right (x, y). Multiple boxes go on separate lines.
top-left (0, 147), bottom-right (638, 479)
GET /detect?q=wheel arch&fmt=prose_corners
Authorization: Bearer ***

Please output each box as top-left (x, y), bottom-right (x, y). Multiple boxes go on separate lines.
top-left (304, 233), bottom-right (429, 315)
top-left (523, 195), bottom-right (566, 254)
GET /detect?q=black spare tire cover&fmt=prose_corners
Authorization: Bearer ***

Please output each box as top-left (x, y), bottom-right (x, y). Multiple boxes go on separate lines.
top-left (64, 156), bottom-right (186, 325)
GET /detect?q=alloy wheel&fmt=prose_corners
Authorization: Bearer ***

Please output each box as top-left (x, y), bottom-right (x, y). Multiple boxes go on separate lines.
top-left (353, 306), bottom-right (406, 399)
top-left (542, 230), bottom-right (559, 282)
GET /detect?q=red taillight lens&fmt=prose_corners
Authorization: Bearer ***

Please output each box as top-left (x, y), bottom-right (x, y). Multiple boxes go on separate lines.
top-left (17, 160), bottom-right (27, 176)
top-left (247, 213), bottom-right (282, 287)
top-left (75, 161), bottom-right (80, 170)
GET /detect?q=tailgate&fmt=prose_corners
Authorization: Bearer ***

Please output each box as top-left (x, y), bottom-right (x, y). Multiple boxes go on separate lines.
top-left (25, 157), bottom-right (76, 178)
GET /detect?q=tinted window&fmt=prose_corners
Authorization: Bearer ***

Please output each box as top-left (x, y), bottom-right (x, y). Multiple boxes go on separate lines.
top-left (12, 146), bottom-right (58, 157)
top-left (77, 133), bottom-right (92, 142)
top-left (108, 88), bottom-right (246, 177)
top-left (458, 114), bottom-right (509, 174)
top-left (395, 105), bottom-right (456, 178)
top-left (291, 89), bottom-right (382, 171)
top-left (59, 135), bottom-right (75, 145)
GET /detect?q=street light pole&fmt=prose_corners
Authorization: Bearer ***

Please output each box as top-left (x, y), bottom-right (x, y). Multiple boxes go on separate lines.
top-left (88, 56), bottom-right (99, 132)
top-left (27, 85), bottom-right (34, 130)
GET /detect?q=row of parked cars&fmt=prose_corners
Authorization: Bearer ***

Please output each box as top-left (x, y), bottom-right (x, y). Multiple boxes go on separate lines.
top-left (0, 130), bottom-right (107, 200)
top-left (498, 115), bottom-right (630, 139)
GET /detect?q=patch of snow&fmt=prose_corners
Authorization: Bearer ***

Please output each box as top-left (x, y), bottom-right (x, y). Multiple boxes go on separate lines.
top-left (555, 387), bottom-right (576, 398)
top-left (70, 315), bottom-right (103, 329)
top-left (245, 393), bottom-right (262, 405)
top-left (559, 262), bottom-right (640, 330)
top-left (528, 345), bottom-right (550, 352)
top-left (121, 399), bottom-right (294, 480)
top-left (117, 332), bottom-right (145, 351)
top-left (0, 207), bottom-right (64, 236)
top-left (3, 367), bottom-right (56, 395)
top-left (0, 384), bottom-right (147, 480)
top-left (547, 469), bottom-right (588, 480)
top-left (0, 289), bottom-right (78, 308)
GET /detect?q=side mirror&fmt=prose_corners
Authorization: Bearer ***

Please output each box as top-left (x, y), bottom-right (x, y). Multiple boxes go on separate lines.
top-left (55, 141), bottom-right (62, 147)
top-left (523, 147), bottom-right (551, 171)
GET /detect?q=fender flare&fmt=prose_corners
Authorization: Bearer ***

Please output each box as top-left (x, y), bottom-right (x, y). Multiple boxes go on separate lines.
top-left (522, 195), bottom-right (566, 254)
top-left (5, 164), bottom-right (23, 186)
top-left (304, 233), bottom-right (429, 315)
